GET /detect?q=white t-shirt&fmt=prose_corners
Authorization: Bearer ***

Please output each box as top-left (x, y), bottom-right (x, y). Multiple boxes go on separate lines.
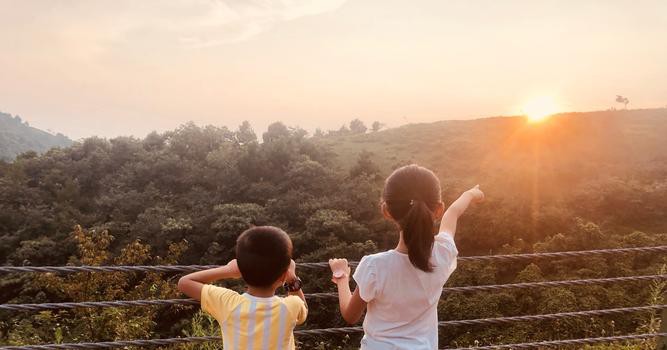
top-left (352, 232), bottom-right (458, 350)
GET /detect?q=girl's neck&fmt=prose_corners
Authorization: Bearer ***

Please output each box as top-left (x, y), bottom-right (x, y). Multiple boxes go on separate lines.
top-left (395, 232), bottom-right (408, 254)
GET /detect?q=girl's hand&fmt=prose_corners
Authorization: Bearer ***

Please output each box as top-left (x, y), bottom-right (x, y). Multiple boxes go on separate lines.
top-left (329, 258), bottom-right (351, 283)
top-left (225, 259), bottom-right (243, 279)
top-left (465, 185), bottom-right (485, 203)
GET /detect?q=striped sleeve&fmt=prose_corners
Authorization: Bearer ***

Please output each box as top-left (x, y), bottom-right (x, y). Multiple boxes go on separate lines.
top-left (200, 285), bottom-right (244, 323)
top-left (283, 296), bottom-right (308, 325)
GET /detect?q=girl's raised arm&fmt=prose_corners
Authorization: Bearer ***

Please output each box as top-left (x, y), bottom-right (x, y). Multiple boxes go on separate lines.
top-left (439, 185), bottom-right (484, 238)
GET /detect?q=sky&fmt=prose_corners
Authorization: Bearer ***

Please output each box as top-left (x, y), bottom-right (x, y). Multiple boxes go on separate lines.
top-left (1, 0), bottom-right (666, 139)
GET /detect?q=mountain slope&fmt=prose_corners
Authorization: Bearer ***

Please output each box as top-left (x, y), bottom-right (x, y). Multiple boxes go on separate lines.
top-left (325, 108), bottom-right (666, 168)
top-left (321, 108), bottom-right (667, 207)
top-left (0, 112), bottom-right (72, 161)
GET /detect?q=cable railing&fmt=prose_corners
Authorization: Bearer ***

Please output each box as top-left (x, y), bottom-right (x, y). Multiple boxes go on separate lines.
top-left (2, 245), bottom-right (665, 274)
top-left (455, 333), bottom-right (667, 350)
top-left (1, 245), bottom-right (665, 349)
top-left (2, 274), bottom-right (666, 312)
top-left (1, 307), bottom-right (665, 349)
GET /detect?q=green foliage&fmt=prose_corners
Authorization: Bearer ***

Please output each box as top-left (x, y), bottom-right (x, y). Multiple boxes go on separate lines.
top-left (179, 311), bottom-right (222, 350)
top-left (2, 226), bottom-right (187, 345)
top-left (349, 151), bottom-right (381, 180)
top-left (371, 121), bottom-right (384, 132)
top-left (1, 111), bottom-right (667, 347)
top-left (349, 119), bottom-right (367, 134)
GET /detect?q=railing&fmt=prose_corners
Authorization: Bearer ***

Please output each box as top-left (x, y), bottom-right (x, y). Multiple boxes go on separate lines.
top-left (1, 245), bottom-right (666, 349)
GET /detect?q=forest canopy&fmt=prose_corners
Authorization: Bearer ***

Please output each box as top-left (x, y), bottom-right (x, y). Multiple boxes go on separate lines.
top-left (1, 109), bottom-right (666, 348)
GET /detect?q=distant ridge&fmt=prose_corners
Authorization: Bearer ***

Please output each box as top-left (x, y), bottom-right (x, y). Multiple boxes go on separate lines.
top-left (0, 111), bottom-right (72, 161)
top-left (319, 108), bottom-right (667, 202)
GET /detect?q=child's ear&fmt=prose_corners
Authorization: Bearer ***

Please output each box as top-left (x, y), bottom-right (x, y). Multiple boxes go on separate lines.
top-left (381, 202), bottom-right (394, 220)
top-left (434, 202), bottom-right (445, 219)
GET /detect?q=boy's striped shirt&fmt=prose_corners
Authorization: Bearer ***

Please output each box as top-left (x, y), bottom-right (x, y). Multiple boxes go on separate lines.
top-left (201, 285), bottom-right (307, 350)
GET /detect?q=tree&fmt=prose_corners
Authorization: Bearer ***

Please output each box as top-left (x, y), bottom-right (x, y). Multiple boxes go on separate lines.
top-left (336, 124), bottom-right (350, 135)
top-left (371, 121), bottom-right (384, 132)
top-left (142, 131), bottom-right (165, 151)
top-left (615, 95), bottom-right (629, 109)
top-left (235, 121), bottom-right (257, 145)
top-left (166, 122), bottom-right (234, 161)
top-left (350, 150), bottom-right (381, 179)
top-left (300, 209), bottom-right (368, 245)
top-left (5, 226), bottom-right (186, 344)
top-left (349, 118), bottom-right (367, 134)
top-left (203, 203), bottom-right (271, 264)
top-left (262, 122), bottom-right (290, 143)
top-left (282, 159), bottom-right (334, 193)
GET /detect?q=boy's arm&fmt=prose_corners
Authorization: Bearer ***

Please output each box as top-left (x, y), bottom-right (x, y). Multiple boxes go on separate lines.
top-left (177, 259), bottom-right (242, 300)
top-left (288, 289), bottom-right (307, 305)
top-left (439, 185), bottom-right (484, 238)
top-left (285, 260), bottom-right (308, 309)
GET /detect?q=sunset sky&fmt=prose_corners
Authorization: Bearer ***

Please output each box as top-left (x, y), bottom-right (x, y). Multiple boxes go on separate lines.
top-left (1, 0), bottom-right (666, 139)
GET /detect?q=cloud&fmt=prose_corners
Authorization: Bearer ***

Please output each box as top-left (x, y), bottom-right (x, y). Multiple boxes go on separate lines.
top-left (1, 0), bottom-right (347, 52)
top-left (176, 0), bottom-right (349, 47)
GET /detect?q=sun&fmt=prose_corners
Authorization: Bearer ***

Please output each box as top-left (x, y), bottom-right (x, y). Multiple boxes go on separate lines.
top-left (522, 96), bottom-right (560, 123)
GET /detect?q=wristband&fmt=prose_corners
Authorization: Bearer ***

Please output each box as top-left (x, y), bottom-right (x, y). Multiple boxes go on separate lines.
top-left (332, 271), bottom-right (347, 279)
top-left (284, 276), bottom-right (303, 292)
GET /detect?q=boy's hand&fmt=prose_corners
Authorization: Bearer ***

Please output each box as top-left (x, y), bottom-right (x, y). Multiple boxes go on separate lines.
top-left (286, 259), bottom-right (298, 282)
top-left (225, 259), bottom-right (242, 279)
top-left (177, 259), bottom-right (242, 300)
top-left (465, 185), bottom-right (485, 203)
top-left (329, 258), bottom-right (351, 284)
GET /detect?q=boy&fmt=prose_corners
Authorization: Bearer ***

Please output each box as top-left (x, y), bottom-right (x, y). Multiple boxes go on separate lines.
top-left (178, 226), bottom-right (307, 350)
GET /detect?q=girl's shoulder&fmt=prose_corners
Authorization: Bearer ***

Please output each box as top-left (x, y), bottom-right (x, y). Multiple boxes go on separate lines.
top-left (359, 249), bottom-right (405, 267)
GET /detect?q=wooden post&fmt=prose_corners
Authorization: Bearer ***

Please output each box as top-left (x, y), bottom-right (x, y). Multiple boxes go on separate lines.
top-left (658, 308), bottom-right (667, 350)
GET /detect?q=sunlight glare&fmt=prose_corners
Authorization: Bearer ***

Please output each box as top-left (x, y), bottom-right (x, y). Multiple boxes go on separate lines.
top-left (522, 96), bottom-right (559, 123)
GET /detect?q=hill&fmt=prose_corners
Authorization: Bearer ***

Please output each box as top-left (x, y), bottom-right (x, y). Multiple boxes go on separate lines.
top-left (321, 108), bottom-right (667, 240)
top-left (0, 111), bottom-right (72, 161)
top-left (323, 108), bottom-right (667, 200)
top-left (325, 108), bottom-right (666, 170)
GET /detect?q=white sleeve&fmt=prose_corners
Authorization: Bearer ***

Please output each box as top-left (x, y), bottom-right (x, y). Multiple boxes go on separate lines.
top-left (352, 255), bottom-right (377, 302)
top-left (433, 232), bottom-right (458, 278)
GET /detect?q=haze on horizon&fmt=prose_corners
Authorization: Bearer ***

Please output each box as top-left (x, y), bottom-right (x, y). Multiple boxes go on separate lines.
top-left (1, 0), bottom-right (666, 140)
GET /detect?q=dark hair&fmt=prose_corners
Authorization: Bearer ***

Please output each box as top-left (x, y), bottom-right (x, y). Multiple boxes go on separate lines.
top-left (382, 164), bottom-right (441, 272)
top-left (236, 226), bottom-right (292, 288)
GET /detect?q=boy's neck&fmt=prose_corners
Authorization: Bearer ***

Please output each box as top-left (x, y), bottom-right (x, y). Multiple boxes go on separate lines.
top-left (247, 285), bottom-right (278, 298)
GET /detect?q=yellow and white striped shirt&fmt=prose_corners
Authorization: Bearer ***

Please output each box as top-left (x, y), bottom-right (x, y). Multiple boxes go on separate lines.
top-left (201, 285), bottom-right (308, 350)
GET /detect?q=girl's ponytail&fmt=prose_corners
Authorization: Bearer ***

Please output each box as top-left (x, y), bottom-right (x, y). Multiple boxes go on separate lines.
top-left (400, 200), bottom-right (435, 272)
top-left (382, 164), bottom-right (442, 272)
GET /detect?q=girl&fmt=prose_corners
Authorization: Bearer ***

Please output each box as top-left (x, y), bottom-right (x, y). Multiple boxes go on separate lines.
top-left (329, 164), bottom-right (484, 349)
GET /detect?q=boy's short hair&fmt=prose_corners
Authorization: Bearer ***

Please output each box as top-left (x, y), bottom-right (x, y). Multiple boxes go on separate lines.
top-left (236, 226), bottom-right (293, 288)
